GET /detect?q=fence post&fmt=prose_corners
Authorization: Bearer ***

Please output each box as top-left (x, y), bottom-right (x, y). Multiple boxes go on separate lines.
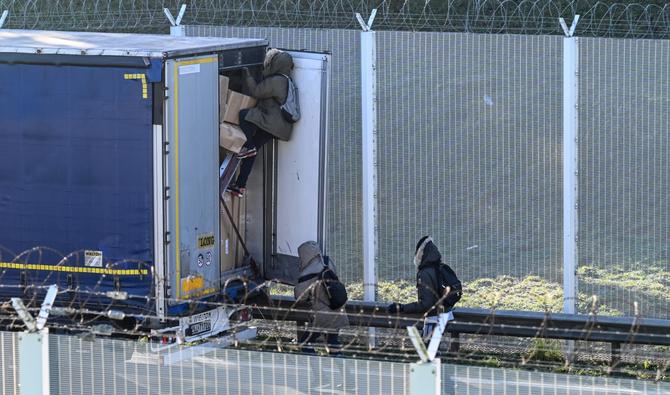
top-left (18, 331), bottom-right (50, 395)
top-left (406, 316), bottom-right (452, 395)
top-left (0, 10), bottom-right (8, 29)
top-left (560, 15), bottom-right (580, 362)
top-left (164, 4), bottom-right (187, 36)
top-left (410, 359), bottom-right (441, 395)
top-left (560, 15), bottom-right (579, 316)
top-left (357, 9), bottom-right (378, 346)
top-left (12, 285), bottom-right (57, 395)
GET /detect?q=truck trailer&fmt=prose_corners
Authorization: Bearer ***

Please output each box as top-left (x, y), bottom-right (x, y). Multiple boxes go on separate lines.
top-left (0, 30), bottom-right (330, 340)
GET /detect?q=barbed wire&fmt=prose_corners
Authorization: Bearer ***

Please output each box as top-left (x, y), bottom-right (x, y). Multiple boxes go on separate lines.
top-left (1, 247), bottom-right (669, 381)
top-left (1, 1), bottom-right (670, 38)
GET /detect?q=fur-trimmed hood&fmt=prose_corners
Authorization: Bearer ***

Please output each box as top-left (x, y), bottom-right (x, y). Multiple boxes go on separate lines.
top-left (262, 49), bottom-right (293, 77)
top-left (413, 236), bottom-right (442, 268)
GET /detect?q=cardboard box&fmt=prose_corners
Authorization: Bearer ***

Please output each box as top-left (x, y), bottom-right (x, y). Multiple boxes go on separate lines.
top-left (219, 122), bottom-right (247, 153)
top-left (219, 75), bottom-right (230, 120)
top-left (220, 194), bottom-right (246, 274)
top-left (223, 90), bottom-right (257, 125)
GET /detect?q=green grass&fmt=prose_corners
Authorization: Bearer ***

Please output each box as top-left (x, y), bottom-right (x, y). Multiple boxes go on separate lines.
top-left (462, 275), bottom-right (624, 315)
top-left (578, 263), bottom-right (670, 301)
top-left (269, 263), bottom-right (670, 317)
top-left (270, 275), bottom-right (623, 314)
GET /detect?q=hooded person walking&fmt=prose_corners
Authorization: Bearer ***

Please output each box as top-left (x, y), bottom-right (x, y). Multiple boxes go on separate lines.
top-left (387, 236), bottom-right (462, 336)
top-left (229, 49), bottom-right (296, 197)
top-left (294, 241), bottom-right (349, 353)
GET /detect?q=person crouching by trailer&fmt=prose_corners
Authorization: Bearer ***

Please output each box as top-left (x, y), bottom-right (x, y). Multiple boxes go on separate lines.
top-left (387, 236), bottom-right (462, 339)
top-left (294, 241), bottom-right (349, 354)
top-left (228, 49), bottom-right (298, 198)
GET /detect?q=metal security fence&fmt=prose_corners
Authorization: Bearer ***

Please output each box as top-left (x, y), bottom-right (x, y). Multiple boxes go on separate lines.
top-left (48, 333), bottom-right (410, 395)
top-left (3, 330), bottom-right (668, 394)
top-left (577, 37), bottom-right (670, 318)
top-left (443, 364), bottom-right (670, 394)
top-left (0, 331), bottom-right (19, 395)
top-left (375, 32), bottom-right (563, 283)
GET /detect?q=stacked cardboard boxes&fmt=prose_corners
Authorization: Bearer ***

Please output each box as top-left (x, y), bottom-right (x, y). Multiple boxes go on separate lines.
top-left (220, 190), bottom-right (246, 273)
top-left (223, 91), bottom-right (257, 124)
top-left (218, 75), bottom-right (253, 273)
top-left (218, 75), bottom-right (256, 153)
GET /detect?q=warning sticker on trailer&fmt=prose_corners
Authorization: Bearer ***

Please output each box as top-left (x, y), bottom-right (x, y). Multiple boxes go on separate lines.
top-left (197, 233), bottom-right (215, 249)
top-left (179, 64), bottom-right (200, 75)
top-left (84, 250), bottom-right (103, 267)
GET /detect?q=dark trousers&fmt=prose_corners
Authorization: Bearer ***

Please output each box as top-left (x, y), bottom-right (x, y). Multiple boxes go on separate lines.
top-left (235, 109), bottom-right (273, 188)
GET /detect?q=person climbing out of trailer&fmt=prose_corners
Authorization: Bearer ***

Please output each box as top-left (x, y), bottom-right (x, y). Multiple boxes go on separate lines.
top-left (294, 241), bottom-right (349, 355)
top-left (228, 48), bottom-right (300, 198)
top-left (387, 236), bottom-right (462, 338)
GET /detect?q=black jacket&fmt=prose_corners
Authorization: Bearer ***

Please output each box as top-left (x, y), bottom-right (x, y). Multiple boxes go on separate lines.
top-left (402, 240), bottom-right (443, 315)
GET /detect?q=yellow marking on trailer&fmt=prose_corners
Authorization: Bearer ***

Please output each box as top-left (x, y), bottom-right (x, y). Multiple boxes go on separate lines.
top-left (173, 62), bottom-right (181, 300)
top-left (180, 275), bottom-right (205, 293)
top-left (197, 233), bottom-right (215, 249)
top-left (0, 262), bottom-right (148, 276)
top-left (124, 73), bottom-right (148, 99)
top-left (177, 57), bottom-right (217, 67)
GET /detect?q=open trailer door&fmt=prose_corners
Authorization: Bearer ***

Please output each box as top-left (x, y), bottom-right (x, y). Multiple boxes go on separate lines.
top-left (164, 55), bottom-right (221, 307)
top-left (264, 51), bottom-right (330, 284)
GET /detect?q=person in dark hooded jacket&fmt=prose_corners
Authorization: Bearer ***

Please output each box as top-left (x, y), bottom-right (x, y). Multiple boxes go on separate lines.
top-left (387, 236), bottom-right (460, 316)
top-left (229, 49), bottom-right (295, 197)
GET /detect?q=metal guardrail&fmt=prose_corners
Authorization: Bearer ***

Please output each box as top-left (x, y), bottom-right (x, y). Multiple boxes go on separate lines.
top-left (253, 296), bottom-right (670, 364)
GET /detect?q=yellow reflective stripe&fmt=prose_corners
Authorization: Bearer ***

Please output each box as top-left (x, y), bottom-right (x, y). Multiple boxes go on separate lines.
top-left (140, 74), bottom-right (148, 99)
top-left (124, 73), bottom-right (149, 99)
top-left (173, 61), bottom-right (181, 300)
top-left (0, 262), bottom-right (148, 276)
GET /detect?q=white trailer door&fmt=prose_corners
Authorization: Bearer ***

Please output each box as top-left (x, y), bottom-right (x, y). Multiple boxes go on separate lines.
top-left (266, 51), bottom-right (330, 284)
top-left (164, 56), bottom-right (220, 305)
